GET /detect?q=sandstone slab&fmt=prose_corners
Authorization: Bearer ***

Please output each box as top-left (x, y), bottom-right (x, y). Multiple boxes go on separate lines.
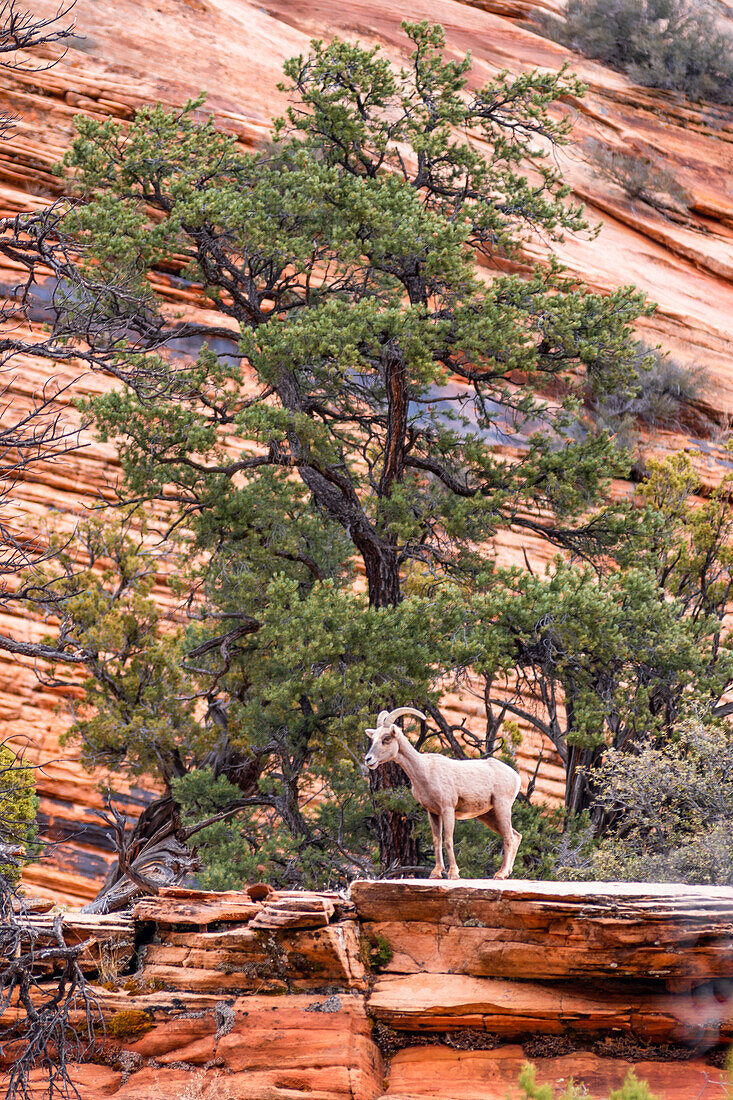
top-left (380, 1046), bottom-right (728, 1100)
top-left (141, 920), bottom-right (366, 991)
top-left (369, 973), bottom-right (733, 1045)
top-left (13, 911), bottom-right (135, 975)
top-left (129, 995), bottom-right (383, 1100)
top-left (132, 892), bottom-right (262, 925)
top-left (352, 880), bottom-right (733, 981)
top-left (24, 1065), bottom-right (121, 1098)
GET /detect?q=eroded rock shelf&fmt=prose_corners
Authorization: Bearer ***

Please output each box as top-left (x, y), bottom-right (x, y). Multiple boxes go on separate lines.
top-left (4, 879), bottom-right (732, 1099)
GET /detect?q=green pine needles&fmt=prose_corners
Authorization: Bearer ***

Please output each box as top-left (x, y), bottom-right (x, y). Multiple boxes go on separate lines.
top-left (62, 21), bottom-right (649, 617)
top-left (23, 21), bottom-right (733, 886)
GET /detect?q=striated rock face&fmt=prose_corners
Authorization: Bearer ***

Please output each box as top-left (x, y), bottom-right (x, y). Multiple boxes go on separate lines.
top-left (352, 878), bottom-right (733, 982)
top-left (0, 0), bottom-right (732, 903)
top-left (383, 1047), bottom-right (728, 1100)
top-left (5, 880), bottom-right (733, 1099)
top-left (134, 886), bottom-right (368, 993)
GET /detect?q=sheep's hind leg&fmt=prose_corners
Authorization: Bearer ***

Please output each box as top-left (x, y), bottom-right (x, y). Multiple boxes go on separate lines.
top-left (478, 805), bottom-right (522, 880)
top-left (427, 812), bottom-right (444, 879)
top-left (442, 807), bottom-right (460, 879)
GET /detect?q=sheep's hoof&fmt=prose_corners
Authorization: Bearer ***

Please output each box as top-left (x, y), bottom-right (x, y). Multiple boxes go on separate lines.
top-left (429, 867), bottom-right (444, 879)
top-left (447, 869), bottom-right (460, 880)
top-left (493, 870), bottom-right (509, 880)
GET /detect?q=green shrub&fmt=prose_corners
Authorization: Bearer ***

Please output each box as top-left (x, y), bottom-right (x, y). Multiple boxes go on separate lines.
top-left (518, 1062), bottom-right (659, 1099)
top-left (0, 744), bottom-right (39, 883)
top-left (361, 932), bottom-right (394, 970)
top-left (173, 766), bottom-right (378, 891)
top-left (544, 0), bottom-right (733, 105)
top-left (587, 344), bottom-right (709, 437)
top-left (585, 140), bottom-right (689, 211)
top-left (574, 716), bottom-right (733, 885)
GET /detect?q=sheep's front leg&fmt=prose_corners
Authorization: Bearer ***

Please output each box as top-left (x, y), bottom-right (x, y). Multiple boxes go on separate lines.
top-left (442, 807), bottom-right (460, 879)
top-left (427, 811), bottom-right (444, 879)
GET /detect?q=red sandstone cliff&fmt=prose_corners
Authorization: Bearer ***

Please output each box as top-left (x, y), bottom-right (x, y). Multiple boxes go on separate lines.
top-left (5, 880), bottom-right (732, 1099)
top-left (0, 0), bottom-right (732, 903)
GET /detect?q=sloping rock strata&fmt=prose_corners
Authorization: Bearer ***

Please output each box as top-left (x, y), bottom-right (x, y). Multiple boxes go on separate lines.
top-left (2, 0), bottom-right (733, 903)
top-left (3, 880), bottom-right (731, 1099)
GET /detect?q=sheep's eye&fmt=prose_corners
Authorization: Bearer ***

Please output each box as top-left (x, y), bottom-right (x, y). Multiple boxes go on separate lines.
top-left (383, 732), bottom-right (394, 743)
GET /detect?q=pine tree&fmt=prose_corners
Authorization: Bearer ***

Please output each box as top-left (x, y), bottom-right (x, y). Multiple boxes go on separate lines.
top-left (50, 22), bottom-right (651, 872)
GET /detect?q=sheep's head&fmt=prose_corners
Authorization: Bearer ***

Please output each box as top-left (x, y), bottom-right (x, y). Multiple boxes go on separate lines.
top-left (364, 707), bottom-right (426, 770)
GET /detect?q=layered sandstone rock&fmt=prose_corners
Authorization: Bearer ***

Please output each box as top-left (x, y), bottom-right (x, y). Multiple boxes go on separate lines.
top-left (382, 1047), bottom-right (728, 1100)
top-left (351, 879), bottom-right (733, 982)
top-left (4, 881), bottom-right (733, 1099)
top-left (22, 996), bottom-right (384, 1100)
top-left (0, 0), bottom-right (732, 903)
top-left (133, 886), bottom-right (367, 993)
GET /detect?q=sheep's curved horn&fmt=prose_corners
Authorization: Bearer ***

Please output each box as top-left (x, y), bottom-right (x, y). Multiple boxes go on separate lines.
top-left (385, 707), bottom-right (427, 724)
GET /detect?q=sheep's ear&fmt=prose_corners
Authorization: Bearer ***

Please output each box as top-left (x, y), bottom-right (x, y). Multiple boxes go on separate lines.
top-left (365, 727), bottom-right (378, 739)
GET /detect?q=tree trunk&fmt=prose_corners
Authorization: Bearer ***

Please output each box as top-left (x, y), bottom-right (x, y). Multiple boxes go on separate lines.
top-left (565, 744), bottom-right (603, 816)
top-left (82, 794), bottom-right (195, 913)
top-left (369, 760), bottom-right (422, 875)
top-left (356, 534), bottom-right (402, 609)
top-left (281, 368), bottom-right (415, 870)
top-left (359, 537), bottom-right (422, 872)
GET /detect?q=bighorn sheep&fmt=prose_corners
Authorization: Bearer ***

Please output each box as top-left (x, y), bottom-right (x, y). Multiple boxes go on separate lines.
top-left (364, 707), bottom-right (522, 880)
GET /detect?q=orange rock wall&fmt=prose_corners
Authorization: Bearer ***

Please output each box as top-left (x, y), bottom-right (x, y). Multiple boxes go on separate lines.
top-left (9, 880), bottom-right (733, 1100)
top-left (0, 0), bottom-right (732, 902)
